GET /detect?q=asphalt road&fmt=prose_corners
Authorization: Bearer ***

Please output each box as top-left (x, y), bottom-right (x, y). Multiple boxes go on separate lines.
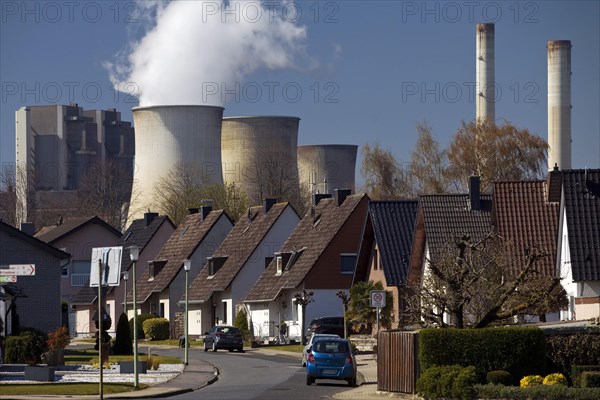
top-left (149, 348), bottom-right (352, 400)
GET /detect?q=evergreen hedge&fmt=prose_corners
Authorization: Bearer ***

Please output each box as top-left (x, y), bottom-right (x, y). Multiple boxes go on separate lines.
top-left (581, 371), bottom-right (600, 388)
top-left (4, 329), bottom-right (48, 364)
top-left (419, 327), bottom-right (546, 383)
top-left (416, 364), bottom-right (477, 399)
top-left (129, 313), bottom-right (157, 339)
top-left (143, 318), bottom-right (170, 340)
top-left (475, 383), bottom-right (600, 399)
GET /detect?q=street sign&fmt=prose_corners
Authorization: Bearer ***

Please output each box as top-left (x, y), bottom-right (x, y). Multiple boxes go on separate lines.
top-left (370, 290), bottom-right (386, 308)
top-left (0, 264), bottom-right (35, 276)
top-left (0, 275), bottom-right (17, 283)
top-left (90, 247), bottom-right (123, 287)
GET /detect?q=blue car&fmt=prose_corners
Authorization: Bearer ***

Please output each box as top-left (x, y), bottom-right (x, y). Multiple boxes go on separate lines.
top-left (305, 338), bottom-right (357, 387)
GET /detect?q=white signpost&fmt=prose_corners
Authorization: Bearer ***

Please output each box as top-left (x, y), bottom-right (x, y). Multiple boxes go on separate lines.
top-left (0, 275), bottom-right (17, 283)
top-left (0, 264), bottom-right (35, 276)
top-left (370, 290), bottom-right (386, 334)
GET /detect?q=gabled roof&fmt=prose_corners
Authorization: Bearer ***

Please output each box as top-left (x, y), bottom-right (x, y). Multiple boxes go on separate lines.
top-left (419, 194), bottom-right (493, 262)
top-left (186, 202), bottom-right (295, 303)
top-left (245, 193), bottom-right (369, 302)
top-left (493, 181), bottom-right (559, 277)
top-left (363, 201), bottom-right (418, 286)
top-left (0, 220), bottom-right (70, 260)
top-left (35, 216), bottom-right (121, 244)
top-left (118, 214), bottom-right (175, 274)
top-left (562, 169), bottom-right (600, 281)
top-left (133, 210), bottom-right (227, 303)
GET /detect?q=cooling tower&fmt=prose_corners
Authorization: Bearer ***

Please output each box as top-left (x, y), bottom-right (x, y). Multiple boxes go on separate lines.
top-left (547, 40), bottom-right (572, 170)
top-left (131, 105), bottom-right (224, 220)
top-left (221, 116), bottom-right (300, 203)
top-left (297, 145), bottom-right (358, 194)
top-left (476, 23), bottom-right (495, 123)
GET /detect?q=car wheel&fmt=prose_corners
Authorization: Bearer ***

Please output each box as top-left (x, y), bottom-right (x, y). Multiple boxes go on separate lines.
top-left (228, 349), bottom-right (233, 352)
top-left (306, 375), bottom-right (314, 386)
top-left (212, 341), bottom-right (217, 352)
top-left (348, 376), bottom-right (356, 387)
top-left (204, 341), bottom-right (208, 352)
top-left (238, 347), bottom-right (244, 353)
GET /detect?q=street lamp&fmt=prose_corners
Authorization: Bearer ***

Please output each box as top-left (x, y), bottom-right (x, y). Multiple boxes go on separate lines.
top-left (128, 245), bottom-right (140, 389)
top-left (183, 259), bottom-right (191, 365)
top-left (123, 271), bottom-right (129, 315)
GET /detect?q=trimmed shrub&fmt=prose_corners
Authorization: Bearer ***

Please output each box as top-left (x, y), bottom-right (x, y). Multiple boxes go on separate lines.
top-left (4, 329), bottom-right (48, 364)
top-left (234, 309), bottom-right (251, 342)
top-left (475, 383), bottom-right (600, 400)
top-left (129, 313), bottom-right (157, 339)
top-left (143, 318), bottom-right (170, 340)
top-left (581, 371), bottom-right (600, 388)
top-left (572, 365), bottom-right (600, 387)
top-left (416, 365), bottom-right (477, 399)
top-left (545, 333), bottom-right (600, 381)
top-left (486, 370), bottom-right (512, 385)
top-left (544, 372), bottom-right (567, 386)
top-left (419, 327), bottom-right (546, 383)
top-left (521, 375), bottom-right (544, 387)
top-left (113, 312), bottom-right (133, 355)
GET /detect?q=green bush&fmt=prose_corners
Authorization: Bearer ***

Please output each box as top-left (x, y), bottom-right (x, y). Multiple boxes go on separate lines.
top-left (419, 327), bottom-right (546, 383)
top-left (572, 365), bottom-right (600, 387)
top-left (581, 371), bottom-right (600, 388)
top-left (486, 370), bottom-right (512, 385)
top-left (416, 365), bottom-right (477, 399)
top-left (475, 383), bottom-right (600, 400)
top-left (113, 312), bottom-right (133, 355)
top-left (143, 318), bottom-right (170, 340)
top-left (4, 329), bottom-right (48, 364)
top-left (234, 309), bottom-right (251, 341)
top-left (545, 333), bottom-right (600, 381)
top-left (129, 313), bottom-right (157, 339)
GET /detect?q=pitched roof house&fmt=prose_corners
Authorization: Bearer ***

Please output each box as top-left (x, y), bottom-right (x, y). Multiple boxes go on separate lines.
top-left (354, 201), bottom-right (419, 329)
top-left (244, 190), bottom-right (369, 342)
top-left (1, 221), bottom-right (70, 335)
top-left (184, 199), bottom-right (300, 336)
top-left (557, 169), bottom-right (600, 320)
top-left (70, 212), bottom-right (174, 336)
top-left (130, 206), bottom-right (233, 325)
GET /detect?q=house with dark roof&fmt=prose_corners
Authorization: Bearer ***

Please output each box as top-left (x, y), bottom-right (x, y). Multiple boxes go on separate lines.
top-left (557, 169), bottom-right (600, 320)
top-left (184, 199), bottom-right (299, 336)
top-left (353, 201), bottom-right (418, 329)
top-left (493, 180), bottom-right (561, 322)
top-left (130, 206), bottom-right (233, 326)
top-left (1, 221), bottom-right (70, 335)
top-left (410, 177), bottom-right (493, 326)
top-left (244, 190), bottom-right (369, 342)
top-left (70, 212), bottom-right (174, 336)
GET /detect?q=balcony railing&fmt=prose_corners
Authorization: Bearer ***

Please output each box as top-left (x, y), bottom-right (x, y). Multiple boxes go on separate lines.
top-left (71, 273), bottom-right (90, 287)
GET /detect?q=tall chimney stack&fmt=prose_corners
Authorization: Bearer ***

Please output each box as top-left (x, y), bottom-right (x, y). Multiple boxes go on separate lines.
top-left (547, 40), bottom-right (572, 171)
top-left (476, 23), bottom-right (495, 123)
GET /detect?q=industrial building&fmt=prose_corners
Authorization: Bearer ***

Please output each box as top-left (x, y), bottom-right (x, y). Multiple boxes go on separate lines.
top-left (297, 144), bottom-right (357, 194)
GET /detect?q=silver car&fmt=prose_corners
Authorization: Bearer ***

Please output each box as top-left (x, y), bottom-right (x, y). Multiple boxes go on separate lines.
top-left (301, 333), bottom-right (340, 366)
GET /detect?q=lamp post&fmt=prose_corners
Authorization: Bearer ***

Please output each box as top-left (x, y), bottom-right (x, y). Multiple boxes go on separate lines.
top-left (123, 271), bottom-right (129, 315)
top-left (183, 259), bottom-right (191, 365)
top-left (128, 245), bottom-right (140, 389)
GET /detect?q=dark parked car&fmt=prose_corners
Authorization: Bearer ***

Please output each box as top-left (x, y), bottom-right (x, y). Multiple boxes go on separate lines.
top-left (305, 338), bottom-right (357, 387)
top-left (307, 316), bottom-right (350, 338)
top-left (203, 325), bottom-right (244, 352)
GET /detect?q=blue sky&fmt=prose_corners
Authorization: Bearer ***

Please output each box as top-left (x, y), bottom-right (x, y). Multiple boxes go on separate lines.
top-left (1, 1), bottom-right (599, 186)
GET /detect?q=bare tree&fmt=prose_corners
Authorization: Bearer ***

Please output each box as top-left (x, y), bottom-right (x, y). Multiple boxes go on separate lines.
top-left (406, 233), bottom-right (567, 329)
top-left (1, 164), bottom-right (37, 227)
top-left (361, 143), bottom-right (411, 200)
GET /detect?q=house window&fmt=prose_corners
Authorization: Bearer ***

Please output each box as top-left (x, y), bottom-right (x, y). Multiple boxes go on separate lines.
top-left (61, 265), bottom-right (69, 278)
top-left (222, 301), bottom-right (227, 324)
top-left (276, 256), bottom-right (283, 275)
top-left (208, 259), bottom-right (215, 276)
top-left (373, 249), bottom-right (379, 270)
top-left (159, 302), bottom-right (165, 318)
top-left (340, 253), bottom-right (357, 274)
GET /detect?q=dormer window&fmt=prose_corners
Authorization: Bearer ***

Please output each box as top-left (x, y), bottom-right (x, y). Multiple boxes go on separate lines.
top-left (276, 256), bottom-right (283, 275)
top-left (208, 256), bottom-right (227, 276)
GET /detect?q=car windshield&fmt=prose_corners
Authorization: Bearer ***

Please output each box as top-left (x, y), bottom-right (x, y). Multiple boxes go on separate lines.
top-left (314, 341), bottom-right (348, 353)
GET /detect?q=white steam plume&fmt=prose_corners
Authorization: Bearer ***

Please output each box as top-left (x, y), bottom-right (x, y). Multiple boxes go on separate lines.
top-left (106, 1), bottom-right (312, 106)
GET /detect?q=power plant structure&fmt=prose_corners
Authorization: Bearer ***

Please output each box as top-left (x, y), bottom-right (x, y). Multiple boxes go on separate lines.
top-left (131, 105), bottom-right (224, 220)
top-left (476, 23), bottom-right (495, 123)
top-left (547, 40), bottom-right (572, 171)
top-left (221, 116), bottom-right (300, 204)
top-left (297, 145), bottom-right (358, 195)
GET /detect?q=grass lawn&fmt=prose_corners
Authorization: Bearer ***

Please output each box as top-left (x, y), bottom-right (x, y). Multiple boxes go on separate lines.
top-left (64, 349), bottom-right (181, 365)
top-left (0, 382), bottom-right (148, 396)
top-left (263, 344), bottom-right (304, 352)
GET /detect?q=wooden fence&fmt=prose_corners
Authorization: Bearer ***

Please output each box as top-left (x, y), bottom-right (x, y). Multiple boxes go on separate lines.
top-left (377, 330), bottom-right (419, 393)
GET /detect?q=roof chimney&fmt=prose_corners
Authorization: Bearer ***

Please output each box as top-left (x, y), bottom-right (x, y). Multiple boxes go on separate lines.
top-left (144, 212), bottom-right (158, 227)
top-left (546, 164), bottom-right (562, 203)
top-left (188, 208), bottom-right (199, 215)
top-left (20, 222), bottom-right (35, 236)
top-left (469, 176), bottom-right (481, 211)
top-left (335, 189), bottom-right (352, 206)
top-left (263, 198), bottom-right (277, 214)
top-left (312, 193), bottom-right (332, 206)
top-left (200, 205), bottom-right (212, 220)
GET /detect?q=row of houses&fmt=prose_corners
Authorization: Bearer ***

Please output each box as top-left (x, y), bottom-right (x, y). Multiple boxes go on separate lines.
top-left (1, 168), bottom-right (598, 340)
